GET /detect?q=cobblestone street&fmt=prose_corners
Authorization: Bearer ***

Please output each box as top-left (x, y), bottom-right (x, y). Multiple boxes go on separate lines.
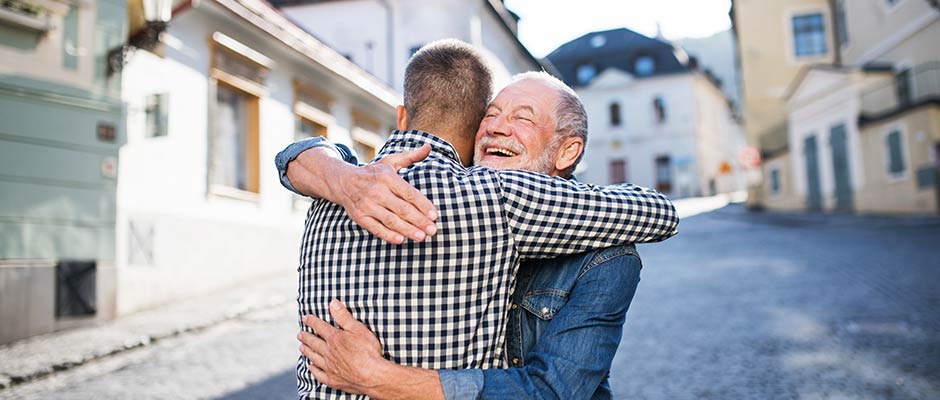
top-left (1, 205), bottom-right (938, 399)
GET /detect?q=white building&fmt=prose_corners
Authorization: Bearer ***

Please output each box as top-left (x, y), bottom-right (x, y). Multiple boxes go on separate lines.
top-left (548, 28), bottom-right (745, 198)
top-left (270, 0), bottom-right (547, 90)
top-left (117, 0), bottom-right (398, 313)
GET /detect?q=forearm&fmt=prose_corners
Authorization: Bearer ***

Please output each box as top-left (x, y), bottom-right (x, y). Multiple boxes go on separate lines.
top-left (285, 147), bottom-right (355, 201)
top-left (274, 136), bottom-right (359, 196)
top-left (363, 361), bottom-right (444, 400)
top-left (501, 171), bottom-right (679, 259)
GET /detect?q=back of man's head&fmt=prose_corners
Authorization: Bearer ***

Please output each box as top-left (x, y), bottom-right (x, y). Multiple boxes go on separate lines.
top-left (404, 39), bottom-right (493, 141)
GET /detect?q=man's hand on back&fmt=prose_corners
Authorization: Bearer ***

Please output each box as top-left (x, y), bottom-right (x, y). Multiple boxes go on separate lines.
top-left (287, 144), bottom-right (439, 244)
top-left (299, 300), bottom-right (444, 400)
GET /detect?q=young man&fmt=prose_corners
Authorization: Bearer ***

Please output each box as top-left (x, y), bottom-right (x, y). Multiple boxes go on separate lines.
top-left (277, 40), bottom-right (678, 399)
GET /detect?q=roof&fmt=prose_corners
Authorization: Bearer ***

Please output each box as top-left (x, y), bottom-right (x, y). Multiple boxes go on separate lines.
top-left (265, 0), bottom-right (555, 75)
top-left (546, 28), bottom-right (690, 87)
top-left (203, 0), bottom-right (400, 107)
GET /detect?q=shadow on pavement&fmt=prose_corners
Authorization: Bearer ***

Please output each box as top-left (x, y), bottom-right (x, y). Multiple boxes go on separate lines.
top-left (217, 368), bottom-right (296, 400)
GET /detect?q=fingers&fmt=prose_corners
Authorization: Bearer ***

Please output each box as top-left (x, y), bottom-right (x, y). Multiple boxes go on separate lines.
top-left (382, 144), bottom-right (431, 170)
top-left (303, 314), bottom-right (339, 340)
top-left (353, 215), bottom-right (406, 245)
top-left (387, 180), bottom-right (438, 233)
top-left (327, 300), bottom-right (363, 333)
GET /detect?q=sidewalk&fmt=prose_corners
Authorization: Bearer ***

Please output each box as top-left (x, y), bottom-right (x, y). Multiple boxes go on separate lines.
top-left (0, 272), bottom-right (296, 389)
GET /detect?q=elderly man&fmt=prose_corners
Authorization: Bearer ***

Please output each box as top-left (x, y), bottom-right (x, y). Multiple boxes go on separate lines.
top-left (276, 40), bottom-right (677, 399)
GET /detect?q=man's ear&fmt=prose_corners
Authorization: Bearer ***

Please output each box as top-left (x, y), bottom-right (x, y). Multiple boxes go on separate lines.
top-left (554, 136), bottom-right (584, 174)
top-left (396, 105), bottom-right (408, 130)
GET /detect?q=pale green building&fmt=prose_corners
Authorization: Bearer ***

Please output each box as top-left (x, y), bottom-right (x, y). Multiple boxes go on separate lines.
top-left (0, 0), bottom-right (126, 344)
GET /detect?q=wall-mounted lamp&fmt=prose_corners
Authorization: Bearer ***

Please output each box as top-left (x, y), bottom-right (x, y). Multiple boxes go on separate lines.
top-left (106, 0), bottom-right (173, 76)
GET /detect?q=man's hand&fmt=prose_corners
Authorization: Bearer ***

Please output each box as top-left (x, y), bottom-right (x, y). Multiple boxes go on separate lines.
top-left (299, 300), bottom-right (387, 395)
top-left (299, 301), bottom-right (444, 400)
top-left (288, 144), bottom-right (438, 244)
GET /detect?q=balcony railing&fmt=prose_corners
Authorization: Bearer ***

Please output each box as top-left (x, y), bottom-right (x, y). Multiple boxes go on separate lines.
top-left (860, 61), bottom-right (940, 118)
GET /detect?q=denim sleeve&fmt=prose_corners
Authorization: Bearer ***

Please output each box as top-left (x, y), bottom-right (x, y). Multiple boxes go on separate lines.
top-left (479, 253), bottom-right (643, 399)
top-left (438, 370), bottom-right (483, 400)
top-left (273, 136), bottom-right (360, 195)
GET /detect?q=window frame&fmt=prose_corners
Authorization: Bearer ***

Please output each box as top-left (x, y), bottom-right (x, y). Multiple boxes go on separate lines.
top-left (784, 6), bottom-right (831, 63)
top-left (207, 35), bottom-right (269, 200)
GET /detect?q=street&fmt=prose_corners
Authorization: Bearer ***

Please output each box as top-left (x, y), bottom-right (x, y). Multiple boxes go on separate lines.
top-left (2, 204), bottom-right (938, 399)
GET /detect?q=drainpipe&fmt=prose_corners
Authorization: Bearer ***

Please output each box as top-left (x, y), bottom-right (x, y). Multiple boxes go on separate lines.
top-left (376, 0), bottom-right (394, 87)
top-left (828, 0), bottom-right (842, 67)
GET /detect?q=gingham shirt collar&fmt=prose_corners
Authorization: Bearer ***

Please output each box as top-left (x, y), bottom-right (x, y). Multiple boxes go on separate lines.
top-left (378, 129), bottom-right (465, 166)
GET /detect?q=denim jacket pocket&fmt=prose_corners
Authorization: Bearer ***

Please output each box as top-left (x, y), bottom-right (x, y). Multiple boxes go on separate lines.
top-left (520, 290), bottom-right (569, 321)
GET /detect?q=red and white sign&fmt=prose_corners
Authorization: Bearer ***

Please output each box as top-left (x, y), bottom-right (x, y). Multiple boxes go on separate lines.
top-left (738, 147), bottom-right (762, 169)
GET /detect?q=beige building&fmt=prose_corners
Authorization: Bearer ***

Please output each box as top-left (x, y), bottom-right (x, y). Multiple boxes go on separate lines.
top-left (731, 0), bottom-right (835, 211)
top-left (733, 0), bottom-right (940, 214)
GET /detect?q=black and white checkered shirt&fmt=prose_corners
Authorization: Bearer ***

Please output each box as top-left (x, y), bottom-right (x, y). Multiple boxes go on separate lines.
top-left (296, 130), bottom-right (678, 399)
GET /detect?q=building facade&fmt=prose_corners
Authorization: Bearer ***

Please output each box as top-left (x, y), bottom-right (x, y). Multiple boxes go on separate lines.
top-left (1, 0), bottom-right (126, 344)
top-left (548, 28), bottom-right (744, 198)
top-left (269, 0), bottom-right (546, 90)
top-left (731, 0), bottom-right (835, 211)
top-left (116, 0), bottom-right (398, 314)
top-left (734, 0), bottom-right (940, 214)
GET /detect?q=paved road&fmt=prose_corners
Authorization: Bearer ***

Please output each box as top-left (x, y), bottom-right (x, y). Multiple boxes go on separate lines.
top-left (2, 205), bottom-right (938, 399)
top-left (612, 205), bottom-right (940, 399)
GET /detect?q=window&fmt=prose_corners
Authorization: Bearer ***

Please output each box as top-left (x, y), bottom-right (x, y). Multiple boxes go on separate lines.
top-left (792, 13), bottom-right (828, 58)
top-left (294, 80), bottom-right (333, 140)
top-left (896, 68), bottom-right (911, 106)
top-left (770, 168), bottom-right (781, 194)
top-left (609, 159), bottom-right (627, 184)
top-left (351, 111), bottom-right (386, 162)
top-left (653, 97), bottom-right (667, 123)
top-left (655, 155), bottom-right (672, 193)
top-left (576, 64), bottom-right (597, 85)
top-left (836, 1), bottom-right (849, 47)
top-left (590, 35), bottom-right (607, 48)
top-left (144, 93), bottom-right (168, 138)
top-left (634, 55), bottom-right (655, 76)
top-left (298, 118), bottom-right (327, 141)
top-left (609, 102), bottom-right (621, 127)
top-left (211, 84), bottom-right (258, 192)
top-left (208, 36), bottom-right (268, 195)
top-left (885, 129), bottom-right (906, 177)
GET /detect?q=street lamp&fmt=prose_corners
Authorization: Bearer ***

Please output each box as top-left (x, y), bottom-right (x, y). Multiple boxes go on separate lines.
top-left (106, 0), bottom-right (173, 76)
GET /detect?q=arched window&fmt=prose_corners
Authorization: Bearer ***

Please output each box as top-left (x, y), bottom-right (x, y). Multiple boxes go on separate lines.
top-left (635, 55), bottom-right (655, 76)
top-left (609, 102), bottom-right (621, 126)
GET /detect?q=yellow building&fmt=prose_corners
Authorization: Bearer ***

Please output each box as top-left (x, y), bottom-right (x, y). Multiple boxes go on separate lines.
top-left (733, 0), bottom-right (940, 214)
top-left (731, 0), bottom-right (834, 211)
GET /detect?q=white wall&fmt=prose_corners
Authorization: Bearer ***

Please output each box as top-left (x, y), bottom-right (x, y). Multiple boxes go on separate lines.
top-left (579, 71), bottom-right (699, 197)
top-left (117, 7), bottom-right (395, 314)
top-left (281, 0), bottom-right (540, 93)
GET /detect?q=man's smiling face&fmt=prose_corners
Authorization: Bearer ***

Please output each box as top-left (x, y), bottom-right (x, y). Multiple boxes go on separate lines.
top-left (473, 79), bottom-right (560, 174)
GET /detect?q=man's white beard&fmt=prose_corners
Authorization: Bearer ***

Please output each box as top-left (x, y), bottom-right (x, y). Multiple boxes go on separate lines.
top-left (475, 136), bottom-right (561, 175)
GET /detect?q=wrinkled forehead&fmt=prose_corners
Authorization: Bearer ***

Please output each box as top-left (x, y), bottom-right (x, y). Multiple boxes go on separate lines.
top-left (490, 79), bottom-right (560, 115)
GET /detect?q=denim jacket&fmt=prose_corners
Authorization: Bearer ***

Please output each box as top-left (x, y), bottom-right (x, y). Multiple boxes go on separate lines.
top-left (276, 138), bottom-right (644, 399)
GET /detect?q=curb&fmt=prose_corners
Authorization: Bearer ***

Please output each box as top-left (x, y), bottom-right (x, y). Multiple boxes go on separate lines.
top-left (0, 274), bottom-right (295, 390)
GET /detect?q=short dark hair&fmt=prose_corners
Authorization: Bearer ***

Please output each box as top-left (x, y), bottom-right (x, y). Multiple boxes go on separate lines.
top-left (404, 39), bottom-right (493, 140)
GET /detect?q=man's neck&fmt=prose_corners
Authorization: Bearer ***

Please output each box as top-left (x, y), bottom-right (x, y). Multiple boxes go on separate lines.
top-left (410, 128), bottom-right (474, 168)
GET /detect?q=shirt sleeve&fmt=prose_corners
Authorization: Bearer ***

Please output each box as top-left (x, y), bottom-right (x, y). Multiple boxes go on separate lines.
top-left (274, 136), bottom-right (360, 195)
top-left (438, 370), bottom-right (484, 400)
top-left (496, 170), bottom-right (679, 259)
